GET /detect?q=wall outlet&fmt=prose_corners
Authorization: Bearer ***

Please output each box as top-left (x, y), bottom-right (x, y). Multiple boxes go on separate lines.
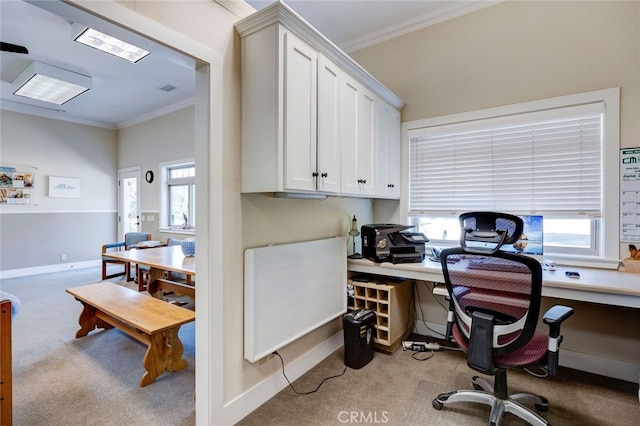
top-left (257, 353), bottom-right (275, 366)
top-left (60, 254), bottom-right (67, 261)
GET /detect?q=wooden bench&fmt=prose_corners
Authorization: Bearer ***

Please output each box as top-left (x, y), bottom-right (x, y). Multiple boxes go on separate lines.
top-left (65, 282), bottom-right (195, 387)
top-left (1, 300), bottom-right (13, 425)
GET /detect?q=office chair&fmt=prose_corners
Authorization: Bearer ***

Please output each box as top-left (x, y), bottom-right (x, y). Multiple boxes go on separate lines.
top-left (432, 212), bottom-right (574, 426)
top-left (101, 232), bottom-right (151, 281)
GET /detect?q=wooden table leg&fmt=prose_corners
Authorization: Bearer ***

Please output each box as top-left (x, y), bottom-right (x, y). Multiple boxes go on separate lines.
top-left (140, 333), bottom-right (165, 387)
top-left (164, 327), bottom-right (187, 372)
top-left (139, 326), bottom-right (187, 387)
top-left (75, 302), bottom-right (113, 338)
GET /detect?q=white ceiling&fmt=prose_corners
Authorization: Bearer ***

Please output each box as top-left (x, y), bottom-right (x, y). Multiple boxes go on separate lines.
top-left (0, 0), bottom-right (196, 129)
top-left (0, 0), bottom-right (495, 129)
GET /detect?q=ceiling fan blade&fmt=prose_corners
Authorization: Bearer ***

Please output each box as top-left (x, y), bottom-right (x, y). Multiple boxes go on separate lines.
top-left (0, 42), bottom-right (29, 54)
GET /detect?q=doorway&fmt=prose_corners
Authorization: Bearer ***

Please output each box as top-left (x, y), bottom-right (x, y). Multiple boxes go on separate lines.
top-left (118, 167), bottom-right (141, 237)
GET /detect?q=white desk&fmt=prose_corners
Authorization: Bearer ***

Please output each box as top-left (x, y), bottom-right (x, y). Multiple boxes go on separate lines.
top-left (347, 258), bottom-right (640, 308)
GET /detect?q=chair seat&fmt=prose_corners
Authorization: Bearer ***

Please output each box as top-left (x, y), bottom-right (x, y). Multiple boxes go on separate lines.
top-left (453, 324), bottom-right (549, 368)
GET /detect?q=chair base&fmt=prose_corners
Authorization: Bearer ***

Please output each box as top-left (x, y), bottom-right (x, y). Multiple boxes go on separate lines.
top-left (432, 374), bottom-right (549, 426)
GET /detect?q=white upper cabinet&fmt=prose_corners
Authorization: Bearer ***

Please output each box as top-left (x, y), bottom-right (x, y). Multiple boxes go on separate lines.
top-left (316, 54), bottom-right (341, 193)
top-left (236, 1), bottom-right (404, 198)
top-left (284, 32), bottom-right (318, 192)
top-left (376, 100), bottom-right (401, 198)
top-left (341, 74), bottom-right (376, 196)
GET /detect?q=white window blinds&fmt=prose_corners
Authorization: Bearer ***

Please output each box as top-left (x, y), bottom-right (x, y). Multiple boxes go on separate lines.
top-left (408, 103), bottom-right (604, 217)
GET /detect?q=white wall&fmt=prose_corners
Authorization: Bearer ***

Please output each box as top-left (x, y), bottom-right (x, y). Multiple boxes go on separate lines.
top-left (118, 106), bottom-right (195, 240)
top-left (351, 0), bottom-right (640, 381)
top-left (0, 110), bottom-right (118, 272)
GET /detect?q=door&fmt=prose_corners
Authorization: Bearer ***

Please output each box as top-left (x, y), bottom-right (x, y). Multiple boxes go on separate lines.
top-left (118, 167), bottom-right (141, 238)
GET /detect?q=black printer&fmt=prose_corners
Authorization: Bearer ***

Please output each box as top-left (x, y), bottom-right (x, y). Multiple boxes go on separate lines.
top-left (361, 224), bottom-right (428, 264)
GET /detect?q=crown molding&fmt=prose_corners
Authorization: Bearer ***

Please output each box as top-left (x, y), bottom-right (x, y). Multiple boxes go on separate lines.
top-left (235, 1), bottom-right (405, 109)
top-left (2, 97), bottom-right (196, 130)
top-left (341, 1), bottom-right (501, 53)
top-left (117, 98), bottom-right (196, 129)
top-left (215, 0), bottom-right (256, 18)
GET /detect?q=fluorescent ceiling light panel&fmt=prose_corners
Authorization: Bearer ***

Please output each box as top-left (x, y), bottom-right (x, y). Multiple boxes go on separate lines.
top-left (75, 28), bottom-right (150, 63)
top-left (12, 62), bottom-right (91, 105)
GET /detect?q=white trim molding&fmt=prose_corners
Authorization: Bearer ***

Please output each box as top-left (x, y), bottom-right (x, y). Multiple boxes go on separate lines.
top-left (341, 1), bottom-right (501, 53)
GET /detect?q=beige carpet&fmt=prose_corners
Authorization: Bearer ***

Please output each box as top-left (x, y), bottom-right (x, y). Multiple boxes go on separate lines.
top-left (238, 343), bottom-right (640, 426)
top-left (3, 267), bottom-right (195, 426)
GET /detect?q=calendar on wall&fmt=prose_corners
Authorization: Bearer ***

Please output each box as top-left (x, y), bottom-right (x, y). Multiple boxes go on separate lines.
top-left (620, 148), bottom-right (640, 243)
top-left (0, 166), bottom-right (34, 205)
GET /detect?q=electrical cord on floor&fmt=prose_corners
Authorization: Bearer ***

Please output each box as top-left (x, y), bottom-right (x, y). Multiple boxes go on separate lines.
top-left (411, 350), bottom-right (436, 361)
top-left (273, 351), bottom-right (347, 395)
top-left (524, 365), bottom-right (549, 378)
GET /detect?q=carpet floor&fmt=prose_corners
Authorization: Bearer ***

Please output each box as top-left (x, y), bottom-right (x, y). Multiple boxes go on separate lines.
top-left (3, 267), bottom-right (639, 425)
top-left (2, 267), bottom-right (195, 426)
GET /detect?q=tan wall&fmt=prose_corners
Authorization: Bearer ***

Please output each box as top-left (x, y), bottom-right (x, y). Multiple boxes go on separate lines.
top-left (351, 1), bottom-right (640, 148)
top-left (352, 1), bottom-right (640, 376)
top-left (112, 0), bottom-right (373, 407)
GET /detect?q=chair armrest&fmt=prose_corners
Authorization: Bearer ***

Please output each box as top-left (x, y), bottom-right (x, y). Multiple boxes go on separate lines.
top-left (542, 305), bottom-right (574, 375)
top-left (102, 242), bottom-right (125, 253)
top-left (543, 305), bottom-right (574, 338)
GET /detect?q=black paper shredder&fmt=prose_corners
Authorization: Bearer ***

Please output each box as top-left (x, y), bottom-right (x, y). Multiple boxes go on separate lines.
top-left (343, 309), bottom-right (376, 369)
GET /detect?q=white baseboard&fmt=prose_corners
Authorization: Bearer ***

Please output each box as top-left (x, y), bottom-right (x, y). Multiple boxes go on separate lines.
top-left (0, 260), bottom-right (100, 279)
top-left (415, 320), bottom-right (640, 384)
top-left (223, 331), bottom-right (344, 425)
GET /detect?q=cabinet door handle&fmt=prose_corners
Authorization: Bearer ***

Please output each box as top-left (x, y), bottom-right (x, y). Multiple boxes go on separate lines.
top-left (358, 179), bottom-right (367, 184)
top-left (388, 184), bottom-right (395, 188)
top-left (321, 172), bottom-right (328, 178)
top-left (312, 172), bottom-right (319, 177)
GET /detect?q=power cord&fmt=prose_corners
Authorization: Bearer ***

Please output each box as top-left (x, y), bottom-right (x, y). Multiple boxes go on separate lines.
top-left (524, 365), bottom-right (549, 378)
top-left (414, 280), bottom-right (446, 338)
top-left (273, 351), bottom-right (347, 395)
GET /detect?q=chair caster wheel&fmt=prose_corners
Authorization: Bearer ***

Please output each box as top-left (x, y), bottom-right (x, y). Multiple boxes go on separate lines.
top-left (535, 404), bottom-right (548, 412)
top-left (432, 399), bottom-right (443, 410)
top-left (535, 395), bottom-right (549, 412)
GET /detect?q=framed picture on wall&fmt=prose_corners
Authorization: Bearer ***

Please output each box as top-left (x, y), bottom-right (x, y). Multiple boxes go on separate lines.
top-left (48, 176), bottom-right (80, 198)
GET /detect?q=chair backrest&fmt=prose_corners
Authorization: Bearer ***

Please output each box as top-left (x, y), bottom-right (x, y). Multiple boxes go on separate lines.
top-left (441, 212), bottom-right (542, 374)
top-left (167, 237), bottom-right (183, 246)
top-left (124, 232), bottom-right (151, 247)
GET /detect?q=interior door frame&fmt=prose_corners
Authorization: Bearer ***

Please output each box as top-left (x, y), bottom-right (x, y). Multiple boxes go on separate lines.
top-left (117, 166), bottom-right (142, 238)
top-left (40, 1), bottom-right (224, 424)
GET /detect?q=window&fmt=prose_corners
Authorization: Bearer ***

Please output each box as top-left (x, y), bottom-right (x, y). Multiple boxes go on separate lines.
top-left (404, 88), bottom-right (619, 267)
top-left (160, 158), bottom-right (195, 232)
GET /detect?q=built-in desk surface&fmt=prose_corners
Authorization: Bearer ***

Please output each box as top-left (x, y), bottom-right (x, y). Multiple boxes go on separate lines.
top-left (347, 258), bottom-right (640, 309)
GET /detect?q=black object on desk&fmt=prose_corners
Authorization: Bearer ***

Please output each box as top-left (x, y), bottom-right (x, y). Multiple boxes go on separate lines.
top-left (361, 224), bottom-right (428, 264)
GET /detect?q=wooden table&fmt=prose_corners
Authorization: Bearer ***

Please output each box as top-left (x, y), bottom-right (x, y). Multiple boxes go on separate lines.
top-left (102, 245), bottom-right (195, 300)
top-left (66, 282), bottom-right (195, 386)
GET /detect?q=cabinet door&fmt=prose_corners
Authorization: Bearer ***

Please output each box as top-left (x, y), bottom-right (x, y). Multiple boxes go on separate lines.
top-left (340, 74), bottom-right (360, 195)
top-left (284, 32), bottom-right (317, 191)
top-left (376, 101), bottom-right (401, 198)
top-left (357, 87), bottom-right (376, 195)
top-left (317, 54), bottom-right (341, 193)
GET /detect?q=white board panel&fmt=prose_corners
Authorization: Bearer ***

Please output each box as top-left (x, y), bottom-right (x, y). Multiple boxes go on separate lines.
top-left (244, 237), bottom-right (347, 363)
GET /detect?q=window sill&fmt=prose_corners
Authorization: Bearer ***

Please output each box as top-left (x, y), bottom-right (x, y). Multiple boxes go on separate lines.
top-left (159, 228), bottom-right (195, 236)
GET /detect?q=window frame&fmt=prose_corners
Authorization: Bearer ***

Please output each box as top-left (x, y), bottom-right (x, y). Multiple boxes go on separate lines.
top-left (159, 158), bottom-right (196, 235)
top-left (400, 88), bottom-right (620, 269)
